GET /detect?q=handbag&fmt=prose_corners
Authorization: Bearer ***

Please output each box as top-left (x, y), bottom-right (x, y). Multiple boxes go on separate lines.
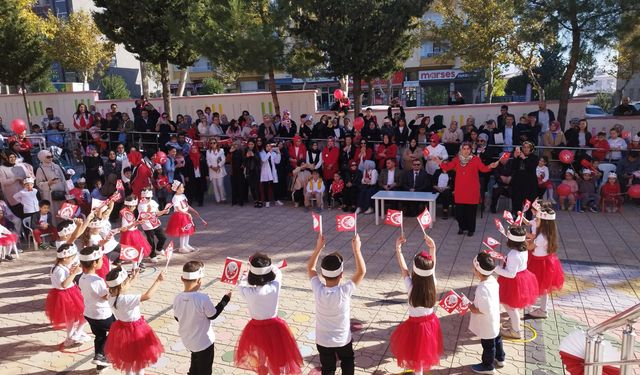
top-left (39, 167), bottom-right (66, 201)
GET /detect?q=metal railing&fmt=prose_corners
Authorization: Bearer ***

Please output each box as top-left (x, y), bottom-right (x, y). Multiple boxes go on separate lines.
top-left (584, 302), bottom-right (640, 375)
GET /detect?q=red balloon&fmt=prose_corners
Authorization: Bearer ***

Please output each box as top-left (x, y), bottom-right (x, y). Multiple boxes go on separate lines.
top-left (353, 117), bottom-right (364, 131)
top-left (622, 131), bottom-right (631, 139)
top-left (333, 89), bottom-right (344, 100)
top-left (628, 185), bottom-right (640, 199)
top-left (559, 150), bottom-right (574, 164)
top-left (422, 148), bottom-right (430, 158)
top-left (11, 118), bottom-right (27, 134)
top-left (557, 183), bottom-right (572, 197)
top-left (154, 151), bottom-right (167, 165)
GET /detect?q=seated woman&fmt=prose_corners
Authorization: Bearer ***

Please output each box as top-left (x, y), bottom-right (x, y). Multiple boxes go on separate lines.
top-left (355, 160), bottom-right (378, 214)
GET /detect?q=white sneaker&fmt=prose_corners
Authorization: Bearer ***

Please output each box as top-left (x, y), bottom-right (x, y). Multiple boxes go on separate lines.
top-left (494, 359), bottom-right (506, 368)
top-left (528, 308), bottom-right (548, 318)
top-left (275, 200), bottom-right (283, 206)
top-left (63, 337), bottom-right (79, 347)
top-left (177, 248), bottom-right (192, 254)
top-left (294, 203), bottom-right (299, 208)
top-left (73, 331), bottom-right (90, 343)
top-left (185, 245), bottom-right (198, 252)
top-left (364, 208), bottom-right (374, 214)
top-left (265, 202), bottom-right (270, 208)
top-left (355, 207), bottom-right (362, 214)
top-left (150, 257), bottom-right (159, 264)
top-left (500, 327), bottom-right (522, 339)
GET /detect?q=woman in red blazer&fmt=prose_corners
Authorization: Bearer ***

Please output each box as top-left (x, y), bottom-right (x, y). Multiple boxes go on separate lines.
top-left (376, 134), bottom-right (398, 170)
top-left (434, 142), bottom-right (498, 236)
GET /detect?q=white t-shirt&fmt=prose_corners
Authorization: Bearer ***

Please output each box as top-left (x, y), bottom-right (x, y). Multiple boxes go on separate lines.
top-left (120, 209), bottom-right (137, 231)
top-left (494, 249), bottom-right (528, 279)
top-left (51, 264), bottom-right (73, 290)
top-left (238, 267), bottom-right (282, 320)
top-left (536, 166), bottom-right (549, 183)
top-left (386, 169), bottom-right (395, 186)
top-left (39, 214), bottom-right (48, 225)
top-left (469, 276), bottom-right (501, 339)
top-left (89, 232), bottom-right (118, 254)
top-left (404, 276), bottom-right (434, 317)
top-left (607, 138), bottom-right (627, 160)
top-left (109, 294), bottom-right (142, 322)
top-left (138, 200), bottom-right (161, 230)
top-left (13, 189), bottom-right (39, 214)
top-left (172, 194), bottom-right (189, 213)
top-left (79, 273), bottom-right (112, 320)
top-left (532, 234), bottom-right (549, 257)
top-left (425, 144), bottom-right (448, 175)
top-left (311, 276), bottom-right (356, 348)
top-left (173, 291), bottom-right (218, 352)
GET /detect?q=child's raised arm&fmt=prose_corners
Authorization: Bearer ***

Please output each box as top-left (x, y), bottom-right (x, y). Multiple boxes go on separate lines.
top-left (394, 236), bottom-right (409, 278)
top-left (351, 234), bottom-right (366, 286)
top-left (307, 233), bottom-right (325, 279)
top-left (141, 270), bottom-right (165, 302)
top-left (424, 234), bottom-right (437, 266)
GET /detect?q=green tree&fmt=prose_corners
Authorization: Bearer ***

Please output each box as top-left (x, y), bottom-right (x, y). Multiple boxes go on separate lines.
top-left (28, 70), bottom-right (57, 93)
top-left (291, 0), bottom-right (431, 114)
top-left (194, 0), bottom-right (322, 116)
top-left (428, 0), bottom-right (514, 103)
top-left (101, 75), bottom-right (130, 99)
top-left (47, 11), bottom-right (114, 88)
top-left (93, 0), bottom-right (200, 117)
top-left (199, 77), bottom-right (225, 95)
top-left (611, 18), bottom-right (640, 103)
top-left (0, 0), bottom-right (52, 126)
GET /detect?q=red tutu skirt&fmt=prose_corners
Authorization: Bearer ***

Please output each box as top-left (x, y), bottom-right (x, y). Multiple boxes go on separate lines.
top-left (498, 270), bottom-right (539, 308)
top-left (528, 253), bottom-right (565, 295)
top-left (560, 351), bottom-right (620, 375)
top-left (390, 314), bottom-right (443, 371)
top-left (104, 317), bottom-right (164, 372)
top-left (0, 233), bottom-right (18, 246)
top-left (166, 212), bottom-right (195, 237)
top-left (95, 255), bottom-right (110, 280)
top-left (235, 317), bottom-right (303, 375)
top-left (120, 230), bottom-right (151, 257)
top-left (45, 286), bottom-right (85, 330)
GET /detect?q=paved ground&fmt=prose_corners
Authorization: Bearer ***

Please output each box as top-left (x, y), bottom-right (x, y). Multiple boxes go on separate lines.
top-left (0, 201), bottom-right (639, 375)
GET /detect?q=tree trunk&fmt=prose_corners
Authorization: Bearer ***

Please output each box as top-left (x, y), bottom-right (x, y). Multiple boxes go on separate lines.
top-left (557, 1), bottom-right (580, 130)
top-left (367, 80), bottom-right (373, 105)
top-left (386, 79), bottom-right (393, 105)
top-left (339, 75), bottom-right (349, 97)
top-left (176, 69), bottom-right (188, 97)
top-left (268, 64), bottom-right (280, 116)
top-left (20, 82), bottom-right (32, 127)
top-left (353, 75), bottom-right (363, 116)
top-left (487, 60), bottom-right (494, 103)
top-left (140, 61), bottom-right (150, 98)
top-left (83, 72), bottom-right (89, 91)
top-left (160, 60), bottom-right (172, 119)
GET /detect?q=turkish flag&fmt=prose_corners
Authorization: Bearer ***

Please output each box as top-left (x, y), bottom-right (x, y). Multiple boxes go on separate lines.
top-left (515, 211), bottom-right (525, 225)
top-left (116, 179), bottom-right (124, 191)
top-left (276, 259), bottom-right (287, 269)
top-left (220, 257), bottom-right (243, 285)
top-left (312, 212), bottom-right (323, 233)
top-left (422, 148), bottom-right (430, 158)
top-left (484, 249), bottom-right (505, 260)
top-left (502, 210), bottom-right (514, 225)
top-left (457, 294), bottom-right (471, 315)
top-left (58, 203), bottom-right (78, 220)
top-left (119, 246), bottom-right (140, 261)
top-left (494, 219), bottom-right (506, 237)
top-left (522, 199), bottom-right (531, 213)
top-left (417, 207), bottom-right (432, 229)
top-left (336, 214), bottom-right (357, 232)
top-left (500, 152), bottom-right (511, 161)
top-left (385, 209), bottom-right (403, 227)
top-left (439, 290), bottom-right (461, 313)
top-left (482, 236), bottom-right (500, 250)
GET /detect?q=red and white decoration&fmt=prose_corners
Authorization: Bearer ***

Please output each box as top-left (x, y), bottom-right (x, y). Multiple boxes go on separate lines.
top-left (482, 237), bottom-right (500, 250)
top-left (502, 210), bottom-right (515, 225)
top-left (336, 214), bottom-right (357, 232)
top-left (385, 209), bottom-right (403, 227)
top-left (417, 207), bottom-right (432, 235)
top-left (438, 290), bottom-right (469, 315)
top-left (57, 203), bottom-right (78, 220)
top-left (484, 249), bottom-right (505, 261)
top-left (494, 219), bottom-right (507, 237)
top-left (312, 212), bottom-right (323, 234)
top-left (119, 246), bottom-right (140, 261)
top-left (559, 330), bottom-right (620, 375)
top-left (220, 257), bottom-right (243, 285)
top-left (116, 179), bottom-right (124, 191)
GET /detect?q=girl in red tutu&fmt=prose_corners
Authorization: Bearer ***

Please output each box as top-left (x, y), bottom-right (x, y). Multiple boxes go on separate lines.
top-left (45, 244), bottom-right (89, 347)
top-left (0, 223), bottom-right (18, 261)
top-left (495, 225), bottom-right (539, 339)
top-left (390, 234), bottom-right (443, 374)
top-left (235, 253), bottom-right (303, 374)
top-left (166, 180), bottom-right (202, 253)
top-left (104, 267), bottom-right (165, 374)
top-left (119, 195), bottom-right (152, 263)
top-left (527, 208), bottom-right (564, 319)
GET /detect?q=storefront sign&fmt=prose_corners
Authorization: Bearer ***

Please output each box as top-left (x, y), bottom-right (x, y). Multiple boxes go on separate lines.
top-left (418, 69), bottom-right (462, 81)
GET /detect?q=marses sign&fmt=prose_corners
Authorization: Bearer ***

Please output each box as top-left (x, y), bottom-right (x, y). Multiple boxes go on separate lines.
top-left (418, 69), bottom-right (462, 81)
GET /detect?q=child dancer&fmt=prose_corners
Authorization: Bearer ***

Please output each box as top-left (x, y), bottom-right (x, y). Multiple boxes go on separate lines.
top-left (56, 213), bottom-right (94, 249)
top-left (78, 245), bottom-right (115, 371)
top-left (390, 235), bottom-right (443, 374)
top-left (495, 226), bottom-right (539, 339)
top-left (527, 208), bottom-right (564, 319)
top-left (86, 217), bottom-right (116, 279)
top-left (173, 261), bottom-right (231, 375)
top-left (166, 181), bottom-right (202, 253)
top-left (0, 223), bottom-right (18, 261)
top-left (468, 252), bottom-right (504, 374)
top-left (235, 253), bottom-right (303, 374)
top-left (306, 233), bottom-right (366, 375)
top-left (45, 244), bottom-right (88, 346)
top-left (120, 195), bottom-right (152, 262)
top-left (138, 187), bottom-right (169, 263)
top-left (104, 267), bottom-right (165, 374)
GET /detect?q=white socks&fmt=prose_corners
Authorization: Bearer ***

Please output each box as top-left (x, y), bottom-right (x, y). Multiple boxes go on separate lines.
top-left (180, 236), bottom-right (187, 249)
top-left (506, 307), bottom-right (521, 332)
top-left (539, 294), bottom-right (549, 313)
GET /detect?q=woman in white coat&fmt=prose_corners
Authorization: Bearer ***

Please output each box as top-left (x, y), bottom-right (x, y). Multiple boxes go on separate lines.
top-left (259, 143), bottom-right (283, 207)
top-left (206, 139), bottom-right (227, 203)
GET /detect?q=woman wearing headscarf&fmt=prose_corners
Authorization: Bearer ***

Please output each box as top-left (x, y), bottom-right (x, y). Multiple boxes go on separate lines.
top-left (0, 151), bottom-right (30, 217)
top-left (322, 137), bottom-right (340, 187)
top-left (243, 139), bottom-right (261, 206)
top-left (182, 145), bottom-right (208, 207)
top-left (103, 150), bottom-right (122, 180)
top-left (376, 134), bottom-right (398, 170)
top-left (35, 149), bottom-right (68, 224)
top-left (433, 142), bottom-right (499, 236)
top-left (306, 141), bottom-right (323, 172)
top-left (128, 150), bottom-right (152, 199)
top-left (402, 138), bottom-right (423, 171)
top-left (228, 141), bottom-right (246, 206)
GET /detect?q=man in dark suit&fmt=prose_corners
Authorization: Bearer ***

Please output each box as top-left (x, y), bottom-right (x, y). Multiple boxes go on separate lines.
top-left (497, 104), bottom-right (511, 131)
top-left (531, 101), bottom-right (555, 134)
top-left (401, 159), bottom-right (432, 216)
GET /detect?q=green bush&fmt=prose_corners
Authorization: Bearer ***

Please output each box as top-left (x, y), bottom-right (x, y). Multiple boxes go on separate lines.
top-left (101, 74), bottom-right (130, 99)
top-left (199, 77), bottom-right (224, 95)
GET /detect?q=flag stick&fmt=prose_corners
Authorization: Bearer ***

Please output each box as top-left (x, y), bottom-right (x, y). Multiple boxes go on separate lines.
top-left (400, 211), bottom-right (404, 237)
top-left (320, 215), bottom-right (323, 235)
top-left (354, 213), bottom-right (358, 235)
top-left (417, 216), bottom-right (427, 236)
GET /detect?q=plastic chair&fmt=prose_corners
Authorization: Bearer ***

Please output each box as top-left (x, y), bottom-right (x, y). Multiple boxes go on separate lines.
top-left (597, 163), bottom-right (617, 187)
top-left (22, 217), bottom-right (52, 250)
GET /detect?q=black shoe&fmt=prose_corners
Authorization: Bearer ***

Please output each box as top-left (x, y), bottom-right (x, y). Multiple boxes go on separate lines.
top-left (92, 354), bottom-right (110, 367)
top-left (467, 231), bottom-right (474, 237)
top-left (458, 229), bottom-right (464, 235)
top-left (4, 255), bottom-right (13, 261)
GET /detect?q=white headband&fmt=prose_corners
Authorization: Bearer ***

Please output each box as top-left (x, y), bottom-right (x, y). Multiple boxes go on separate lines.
top-left (507, 232), bottom-right (527, 242)
top-left (124, 198), bottom-right (138, 206)
top-left (413, 263), bottom-right (435, 277)
top-left (321, 264), bottom-right (343, 278)
top-left (79, 248), bottom-right (102, 262)
top-left (249, 264), bottom-right (273, 276)
top-left (57, 244), bottom-right (78, 259)
top-left (88, 219), bottom-right (104, 229)
top-left (171, 180), bottom-right (183, 192)
top-left (473, 257), bottom-right (494, 276)
top-left (182, 267), bottom-right (205, 280)
top-left (141, 189), bottom-right (153, 198)
top-left (106, 269), bottom-right (128, 287)
top-left (536, 210), bottom-right (556, 221)
top-left (23, 177), bottom-right (35, 184)
top-left (58, 222), bottom-right (77, 237)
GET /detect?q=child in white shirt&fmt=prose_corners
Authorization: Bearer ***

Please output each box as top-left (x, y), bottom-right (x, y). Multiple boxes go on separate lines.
top-left (13, 177), bottom-right (39, 216)
top-left (607, 128), bottom-right (627, 162)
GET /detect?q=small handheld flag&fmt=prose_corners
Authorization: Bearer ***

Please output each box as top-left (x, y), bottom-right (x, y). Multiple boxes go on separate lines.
top-left (58, 203), bottom-right (78, 220)
top-left (119, 246), bottom-right (140, 261)
top-left (502, 210), bottom-right (515, 225)
top-left (417, 207), bottom-right (432, 236)
top-left (494, 219), bottom-right (507, 237)
top-left (482, 236), bottom-right (500, 250)
top-left (522, 199), bottom-right (531, 213)
top-left (220, 257), bottom-right (243, 285)
top-left (385, 209), bottom-right (404, 236)
top-left (115, 179), bottom-right (124, 191)
top-left (163, 241), bottom-right (174, 272)
top-left (312, 212), bottom-right (323, 234)
top-left (336, 214), bottom-right (357, 233)
top-left (439, 290), bottom-right (462, 313)
top-left (484, 249), bottom-right (505, 260)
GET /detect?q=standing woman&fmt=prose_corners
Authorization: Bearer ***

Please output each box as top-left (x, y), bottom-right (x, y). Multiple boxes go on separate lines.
top-left (259, 142), bottom-right (282, 208)
top-left (35, 150), bottom-right (69, 225)
top-left (244, 139), bottom-right (262, 207)
top-left (83, 145), bottom-right (104, 191)
top-left (206, 139), bottom-right (227, 203)
top-left (274, 140), bottom-right (290, 203)
top-left (228, 141), bottom-right (246, 206)
top-left (510, 141), bottom-right (539, 218)
top-left (183, 145), bottom-right (208, 207)
top-left (434, 142), bottom-right (498, 236)
top-left (0, 151), bottom-right (30, 218)
top-left (72, 103), bottom-right (93, 132)
top-left (322, 137), bottom-right (340, 190)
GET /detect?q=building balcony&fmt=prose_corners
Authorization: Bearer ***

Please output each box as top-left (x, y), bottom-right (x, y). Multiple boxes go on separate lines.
top-left (419, 55), bottom-right (455, 68)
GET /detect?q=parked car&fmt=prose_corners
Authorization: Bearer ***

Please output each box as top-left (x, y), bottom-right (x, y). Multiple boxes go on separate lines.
top-left (586, 104), bottom-right (608, 118)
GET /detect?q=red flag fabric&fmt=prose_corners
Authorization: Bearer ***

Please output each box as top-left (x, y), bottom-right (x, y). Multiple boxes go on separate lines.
top-left (220, 257), bottom-right (243, 285)
top-left (457, 294), bottom-right (471, 315)
top-left (312, 212), bottom-right (322, 233)
top-left (494, 219), bottom-right (507, 237)
top-left (417, 207), bottom-right (432, 229)
top-left (119, 246), bottom-right (140, 261)
top-left (277, 259), bottom-right (287, 269)
top-left (500, 152), bottom-right (511, 161)
top-left (515, 211), bottom-right (525, 225)
top-left (502, 210), bottom-right (515, 225)
top-left (439, 290), bottom-right (462, 313)
top-left (116, 179), bottom-right (124, 191)
top-left (484, 249), bottom-right (505, 260)
top-left (522, 199), bottom-right (531, 213)
top-left (336, 214), bottom-right (357, 232)
top-left (385, 209), bottom-right (403, 227)
top-left (482, 237), bottom-right (500, 250)
top-left (58, 203), bottom-right (78, 220)
top-left (422, 148), bottom-right (430, 158)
